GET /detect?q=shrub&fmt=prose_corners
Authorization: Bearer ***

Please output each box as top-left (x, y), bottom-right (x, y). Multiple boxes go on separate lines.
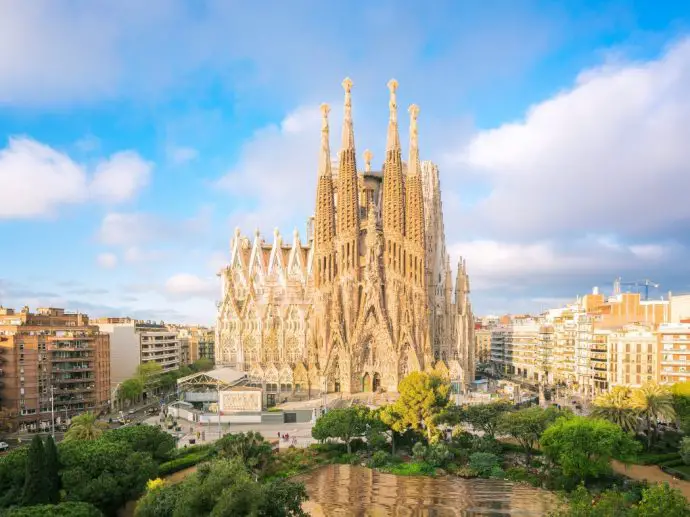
top-left (368, 451), bottom-right (391, 468)
top-left (505, 467), bottom-right (541, 487)
top-left (412, 442), bottom-right (427, 461)
top-left (471, 436), bottom-right (502, 455)
top-left (366, 430), bottom-right (389, 451)
top-left (468, 452), bottom-right (500, 478)
top-left (426, 443), bottom-right (453, 468)
top-left (680, 437), bottom-right (690, 465)
top-left (158, 451), bottom-right (211, 476)
top-left (2, 502), bottom-right (103, 516)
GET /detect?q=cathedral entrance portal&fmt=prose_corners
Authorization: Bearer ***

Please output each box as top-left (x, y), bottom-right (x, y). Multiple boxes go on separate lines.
top-left (362, 373), bottom-right (372, 392)
top-left (334, 380), bottom-right (341, 393)
top-left (372, 373), bottom-right (381, 392)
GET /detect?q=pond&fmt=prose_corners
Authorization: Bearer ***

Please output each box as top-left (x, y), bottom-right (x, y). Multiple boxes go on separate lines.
top-left (120, 464), bottom-right (559, 516)
top-left (297, 464), bottom-right (558, 516)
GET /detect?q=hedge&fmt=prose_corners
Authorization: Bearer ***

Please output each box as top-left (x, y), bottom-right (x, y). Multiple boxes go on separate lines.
top-left (158, 451), bottom-right (213, 476)
top-left (632, 452), bottom-right (680, 465)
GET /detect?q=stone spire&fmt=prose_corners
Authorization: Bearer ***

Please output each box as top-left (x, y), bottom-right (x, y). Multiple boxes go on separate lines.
top-left (313, 103), bottom-right (337, 288)
top-left (364, 149), bottom-right (372, 173)
top-left (382, 79), bottom-right (406, 276)
top-left (386, 79), bottom-right (401, 151)
top-left (405, 104), bottom-right (426, 279)
top-left (341, 77), bottom-right (355, 151)
top-left (336, 77), bottom-right (360, 277)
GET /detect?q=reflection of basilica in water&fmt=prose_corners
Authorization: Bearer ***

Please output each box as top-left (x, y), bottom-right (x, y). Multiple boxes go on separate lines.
top-left (300, 464), bottom-right (556, 515)
top-left (215, 79), bottom-right (474, 395)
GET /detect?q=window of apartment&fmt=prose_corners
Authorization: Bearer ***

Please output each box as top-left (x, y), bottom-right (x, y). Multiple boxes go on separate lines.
top-left (636, 365), bottom-right (641, 374)
top-left (636, 344), bottom-right (641, 354)
top-left (626, 344), bottom-right (630, 353)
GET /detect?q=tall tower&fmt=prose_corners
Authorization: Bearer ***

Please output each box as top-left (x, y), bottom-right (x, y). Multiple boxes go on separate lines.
top-left (382, 79), bottom-right (405, 278)
top-left (336, 78), bottom-right (361, 279)
top-left (405, 104), bottom-right (426, 289)
top-left (313, 103), bottom-right (337, 289)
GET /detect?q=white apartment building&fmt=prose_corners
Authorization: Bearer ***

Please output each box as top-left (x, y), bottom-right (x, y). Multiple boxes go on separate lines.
top-left (658, 323), bottom-right (690, 384)
top-left (94, 318), bottom-right (182, 390)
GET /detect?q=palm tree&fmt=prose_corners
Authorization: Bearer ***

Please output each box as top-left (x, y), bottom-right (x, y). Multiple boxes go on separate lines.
top-left (631, 382), bottom-right (676, 449)
top-left (63, 411), bottom-right (109, 441)
top-left (591, 386), bottom-right (638, 433)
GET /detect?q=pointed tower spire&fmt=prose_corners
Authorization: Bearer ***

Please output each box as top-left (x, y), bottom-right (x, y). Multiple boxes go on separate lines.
top-left (313, 103), bottom-right (337, 288)
top-left (341, 77), bottom-right (355, 150)
top-left (405, 103), bottom-right (425, 287)
top-left (386, 79), bottom-right (400, 151)
top-left (364, 149), bottom-right (372, 173)
top-left (336, 77), bottom-right (361, 278)
top-left (319, 103), bottom-right (332, 177)
top-left (382, 79), bottom-right (406, 276)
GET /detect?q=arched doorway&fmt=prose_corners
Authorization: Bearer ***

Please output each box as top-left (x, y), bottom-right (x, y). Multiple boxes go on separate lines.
top-left (362, 373), bottom-right (372, 392)
top-left (334, 380), bottom-right (341, 393)
top-left (372, 373), bottom-right (381, 392)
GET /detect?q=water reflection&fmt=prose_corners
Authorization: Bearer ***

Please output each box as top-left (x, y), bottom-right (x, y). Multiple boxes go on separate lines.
top-left (297, 464), bottom-right (557, 516)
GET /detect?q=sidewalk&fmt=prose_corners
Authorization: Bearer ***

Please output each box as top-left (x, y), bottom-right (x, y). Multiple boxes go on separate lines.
top-left (612, 460), bottom-right (690, 500)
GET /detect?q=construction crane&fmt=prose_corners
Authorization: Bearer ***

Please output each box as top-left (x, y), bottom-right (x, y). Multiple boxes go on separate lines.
top-left (612, 277), bottom-right (660, 301)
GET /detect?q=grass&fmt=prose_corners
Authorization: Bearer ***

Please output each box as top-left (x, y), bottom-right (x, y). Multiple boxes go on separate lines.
top-left (379, 461), bottom-right (436, 477)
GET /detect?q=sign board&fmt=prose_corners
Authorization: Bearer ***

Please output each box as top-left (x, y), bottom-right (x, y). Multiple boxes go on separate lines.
top-left (219, 390), bottom-right (262, 413)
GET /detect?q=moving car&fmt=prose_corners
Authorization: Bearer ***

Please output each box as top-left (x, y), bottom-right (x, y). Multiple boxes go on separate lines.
top-left (0, 442), bottom-right (9, 452)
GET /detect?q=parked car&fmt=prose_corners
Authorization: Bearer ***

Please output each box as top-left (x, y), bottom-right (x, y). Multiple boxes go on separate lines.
top-left (0, 442), bottom-right (9, 452)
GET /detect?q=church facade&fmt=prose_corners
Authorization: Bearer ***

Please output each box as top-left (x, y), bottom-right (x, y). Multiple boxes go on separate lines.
top-left (215, 79), bottom-right (474, 396)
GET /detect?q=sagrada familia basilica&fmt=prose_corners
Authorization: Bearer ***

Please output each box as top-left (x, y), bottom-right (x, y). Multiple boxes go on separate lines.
top-left (216, 78), bottom-right (474, 396)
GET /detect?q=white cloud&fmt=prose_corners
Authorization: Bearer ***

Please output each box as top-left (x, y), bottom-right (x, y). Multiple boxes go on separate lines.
top-left (166, 145), bottom-right (198, 165)
top-left (453, 38), bottom-right (690, 241)
top-left (0, 137), bottom-right (88, 218)
top-left (0, 137), bottom-right (151, 219)
top-left (96, 252), bottom-right (118, 269)
top-left (449, 236), bottom-right (678, 291)
top-left (90, 151), bottom-right (152, 203)
top-left (165, 274), bottom-right (217, 300)
top-left (98, 213), bottom-right (159, 247)
top-left (123, 247), bottom-right (168, 263)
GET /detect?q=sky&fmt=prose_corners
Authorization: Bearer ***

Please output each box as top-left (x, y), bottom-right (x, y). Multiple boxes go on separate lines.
top-left (1, 0), bottom-right (690, 324)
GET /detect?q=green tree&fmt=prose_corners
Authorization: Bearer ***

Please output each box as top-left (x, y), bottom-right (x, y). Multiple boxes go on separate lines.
top-left (378, 405), bottom-right (404, 454)
top-left (385, 371), bottom-right (451, 442)
top-left (0, 446), bottom-right (28, 508)
top-left (498, 406), bottom-right (562, 465)
top-left (64, 412), bottom-right (109, 442)
top-left (635, 482), bottom-right (690, 516)
top-left (553, 485), bottom-right (633, 517)
top-left (311, 406), bottom-right (370, 454)
top-left (102, 424), bottom-right (175, 462)
top-left (462, 400), bottom-right (512, 439)
top-left (44, 434), bottom-right (62, 504)
top-left (591, 386), bottom-right (639, 434)
top-left (540, 416), bottom-right (640, 483)
top-left (191, 358), bottom-right (214, 372)
top-left (59, 438), bottom-right (157, 515)
top-left (22, 435), bottom-right (49, 506)
top-left (215, 431), bottom-right (273, 477)
top-left (137, 361), bottom-right (164, 380)
top-left (258, 478), bottom-right (309, 517)
top-left (119, 377), bottom-right (145, 403)
top-left (671, 382), bottom-right (690, 435)
top-left (3, 502), bottom-right (104, 516)
top-left (631, 382), bottom-right (676, 449)
top-left (135, 480), bottom-right (183, 517)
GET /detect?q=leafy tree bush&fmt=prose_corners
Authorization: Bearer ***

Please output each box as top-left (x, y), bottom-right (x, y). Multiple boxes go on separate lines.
top-left (22, 435), bottom-right (49, 506)
top-left (137, 458), bottom-right (307, 517)
top-left (215, 431), bottom-right (273, 476)
top-left (635, 482), bottom-right (690, 516)
top-left (540, 416), bottom-right (640, 483)
top-left (468, 452), bottom-right (500, 478)
top-left (498, 406), bottom-right (563, 465)
top-left (0, 446), bottom-right (28, 508)
top-left (44, 435), bottom-right (61, 504)
top-left (411, 442), bottom-right (427, 461)
top-left (59, 438), bottom-right (157, 516)
top-left (3, 502), bottom-right (104, 516)
top-left (461, 400), bottom-right (512, 439)
top-left (311, 406), bottom-right (370, 454)
top-left (426, 442), bottom-right (453, 468)
top-left (158, 452), bottom-right (212, 477)
top-left (102, 424), bottom-right (175, 462)
top-left (382, 372), bottom-right (451, 442)
top-left (367, 451), bottom-right (391, 468)
top-left (680, 436), bottom-right (690, 465)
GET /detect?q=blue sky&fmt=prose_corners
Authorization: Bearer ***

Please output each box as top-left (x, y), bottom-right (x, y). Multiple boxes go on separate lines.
top-left (1, 0), bottom-right (690, 324)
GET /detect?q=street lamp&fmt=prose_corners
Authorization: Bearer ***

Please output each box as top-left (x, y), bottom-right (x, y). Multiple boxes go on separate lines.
top-left (50, 385), bottom-right (55, 438)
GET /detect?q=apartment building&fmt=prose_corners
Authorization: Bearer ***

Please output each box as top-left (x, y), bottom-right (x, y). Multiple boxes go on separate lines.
top-left (658, 323), bottom-right (690, 384)
top-left (94, 318), bottom-right (182, 391)
top-left (475, 328), bottom-right (491, 364)
top-left (0, 307), bottom-right (110, 432)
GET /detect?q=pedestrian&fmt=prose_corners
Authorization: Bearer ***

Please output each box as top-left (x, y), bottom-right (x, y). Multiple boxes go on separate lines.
top-left (278, 431), bottom-right (281, 440)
